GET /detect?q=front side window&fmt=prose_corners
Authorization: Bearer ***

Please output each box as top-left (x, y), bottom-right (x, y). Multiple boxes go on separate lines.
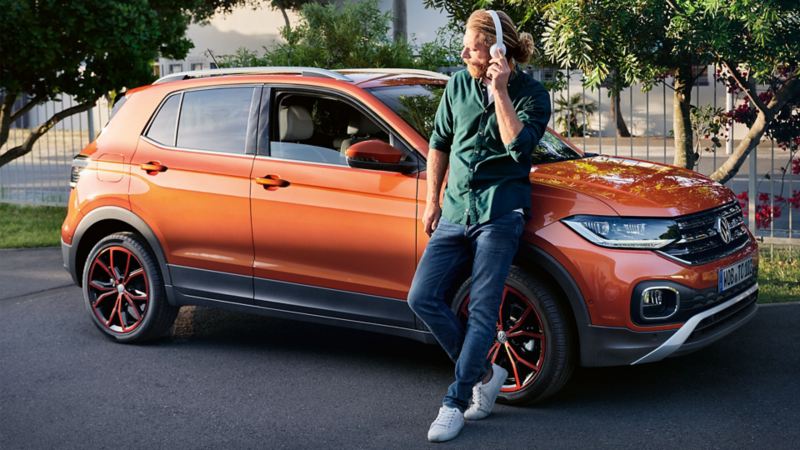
top-left (176, 87), bottom-right (255, 154)
top-left (270, 92), bottom-right (390, 166)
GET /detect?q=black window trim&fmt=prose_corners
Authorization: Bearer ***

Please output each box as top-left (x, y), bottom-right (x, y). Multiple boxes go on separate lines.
top-left (141, 84), bottom-right (262, 156)
top-left (256, 84), bottom-right (423, 173)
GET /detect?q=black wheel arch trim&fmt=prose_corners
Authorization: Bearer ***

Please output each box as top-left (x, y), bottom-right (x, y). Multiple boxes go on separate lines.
top-left (516, 242), bottom-right (593, 365)
top-left (65, 206), bottom-right (174, 300)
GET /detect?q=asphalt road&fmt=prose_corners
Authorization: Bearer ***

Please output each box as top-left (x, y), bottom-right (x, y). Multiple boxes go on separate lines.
top-left (1, 248), bottom-right (799, 449)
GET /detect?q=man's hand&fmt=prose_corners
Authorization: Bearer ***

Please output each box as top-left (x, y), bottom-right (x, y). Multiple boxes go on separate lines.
top-left (486, 56), bottom-right (511, 94)
top-left (423, 202), bottom-right (442, 237)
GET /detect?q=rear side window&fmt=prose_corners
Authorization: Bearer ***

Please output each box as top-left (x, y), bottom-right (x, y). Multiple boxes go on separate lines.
top-left (176, 87), bottom-right (254, 154)
top-left (146, 94), bottom-right (180, 146)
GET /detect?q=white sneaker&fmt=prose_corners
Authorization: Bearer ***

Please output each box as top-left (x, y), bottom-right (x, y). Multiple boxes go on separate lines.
top-left (427, 405), bottom-right (465, 443)
top-left (464, 363), bottom-right (508, 420)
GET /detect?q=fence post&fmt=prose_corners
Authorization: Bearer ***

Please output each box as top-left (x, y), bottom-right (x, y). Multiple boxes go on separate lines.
top-left (749, 145), bottom-right (757, 232)
top-left (726, 91), bottom-right (734, 155)
top-left (86, 105), bottom-right (95, 143)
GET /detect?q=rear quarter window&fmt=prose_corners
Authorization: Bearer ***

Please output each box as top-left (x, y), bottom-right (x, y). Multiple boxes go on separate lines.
top-left (145, 94), bottom-right (180, 146)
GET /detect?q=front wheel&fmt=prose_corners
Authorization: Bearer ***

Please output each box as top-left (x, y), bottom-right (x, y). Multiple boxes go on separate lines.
top-left (452, 266), bottom-right (576, 404)
top-left (82, 232), bottom-right (178, 343)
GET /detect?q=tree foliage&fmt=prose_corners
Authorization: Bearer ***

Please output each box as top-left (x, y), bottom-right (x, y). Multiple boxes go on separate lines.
top-left (542, 0), bottom-right (800, 182)
top-left (219, 0), bottom-right (457, 71)
top-left (0, 0), bottom-right (248, 167)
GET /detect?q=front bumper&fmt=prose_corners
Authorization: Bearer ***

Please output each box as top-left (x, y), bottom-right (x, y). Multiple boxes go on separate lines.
top-left (581, 283), bottom-right (758, 366)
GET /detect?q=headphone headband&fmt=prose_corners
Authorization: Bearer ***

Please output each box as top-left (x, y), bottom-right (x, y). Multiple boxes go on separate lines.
top-left (487, 10), bottom-right (506, 58)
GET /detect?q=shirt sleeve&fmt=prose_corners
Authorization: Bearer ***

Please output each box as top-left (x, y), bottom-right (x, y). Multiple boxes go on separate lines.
top-left (428, 78), bottom-right (455, 153)
top-left (505, 80), bottom-right (552, 162)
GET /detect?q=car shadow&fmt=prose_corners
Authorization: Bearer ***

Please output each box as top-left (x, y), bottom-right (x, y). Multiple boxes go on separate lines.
top-left (166, 303), bottom-right (797, 422)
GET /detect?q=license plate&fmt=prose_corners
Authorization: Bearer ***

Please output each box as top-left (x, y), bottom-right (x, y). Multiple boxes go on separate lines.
top-left (718, 257), bottom-right (754, 292)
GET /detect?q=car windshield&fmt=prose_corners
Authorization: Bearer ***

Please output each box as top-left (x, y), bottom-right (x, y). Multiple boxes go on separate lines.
top-left (368, 84), bottom-right (583, 165)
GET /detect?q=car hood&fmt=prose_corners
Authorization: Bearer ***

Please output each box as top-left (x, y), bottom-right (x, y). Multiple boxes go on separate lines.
top-left (530, 155), bottom-right (737, 217)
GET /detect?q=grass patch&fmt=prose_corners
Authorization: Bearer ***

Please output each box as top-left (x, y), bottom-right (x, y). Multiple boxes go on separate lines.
top-left (0, 203), bottom-right (66, 248)
top-left (758, 246), bottom-right (800, 303)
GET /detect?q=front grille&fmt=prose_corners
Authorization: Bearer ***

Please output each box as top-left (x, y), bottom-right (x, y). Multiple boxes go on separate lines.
top-left (659, 202), bottom-right (750, 265)
top-left (686, 289), bottom-right (758, 342)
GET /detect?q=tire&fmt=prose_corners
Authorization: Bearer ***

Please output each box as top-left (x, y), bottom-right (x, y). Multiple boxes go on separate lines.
top-left (452, 265), bottom-right (576, 405)
top-left (81, 232), bottom-right (178, 343)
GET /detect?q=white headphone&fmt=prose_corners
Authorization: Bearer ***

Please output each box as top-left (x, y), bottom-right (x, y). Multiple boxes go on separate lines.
top-left (487, 10), bottom-right (506, 58)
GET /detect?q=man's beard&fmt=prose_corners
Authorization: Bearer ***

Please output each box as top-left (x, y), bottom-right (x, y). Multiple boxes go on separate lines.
top-left (466, 60), bottom-right (488, 80)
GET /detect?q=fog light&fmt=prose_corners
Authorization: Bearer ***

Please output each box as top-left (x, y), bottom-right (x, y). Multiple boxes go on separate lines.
top-left (640, 287), bottom-right (679, 320)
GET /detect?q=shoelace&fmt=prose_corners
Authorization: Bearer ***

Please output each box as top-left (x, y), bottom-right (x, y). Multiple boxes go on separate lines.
top-left (471, 382), bottom-right (485, 409)
top-left (435, 408), bottom-right (458, 426)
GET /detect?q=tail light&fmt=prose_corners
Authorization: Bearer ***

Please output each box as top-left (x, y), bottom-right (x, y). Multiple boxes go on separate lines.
top-left (70, 155), bottom-right (89, 188)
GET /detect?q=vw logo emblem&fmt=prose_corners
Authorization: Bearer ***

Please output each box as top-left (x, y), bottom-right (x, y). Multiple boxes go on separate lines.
top-left (717, 216), bottom-right (731, 244)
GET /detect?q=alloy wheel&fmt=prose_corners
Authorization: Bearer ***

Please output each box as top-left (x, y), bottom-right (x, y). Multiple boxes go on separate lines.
top-left (86, 246), bottom-right (150, 334)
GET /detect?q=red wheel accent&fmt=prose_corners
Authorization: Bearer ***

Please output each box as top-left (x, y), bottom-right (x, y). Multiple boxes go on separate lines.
top-left (458, 285), bottom-right (547, 394)
top-left (86, 246), bottom-right (150, 334)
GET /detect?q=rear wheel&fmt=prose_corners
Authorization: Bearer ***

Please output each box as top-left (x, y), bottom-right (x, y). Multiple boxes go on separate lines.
top-left (82, 232), bottom-right (178, 343)
top-left (452, 266), bottom-right (575, 404)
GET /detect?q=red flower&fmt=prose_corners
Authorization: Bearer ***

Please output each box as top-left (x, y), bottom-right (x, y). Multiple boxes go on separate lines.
top-left (755, 204), bottom-right (781, 229)
top-left (793, 158), bottom-right (800, 175)
top-left (759, 193), bottom-right (770, 203)
top-left (736, 191), bottom-right (748, 213)
top-left (790, 190), bottom-right (800, 209)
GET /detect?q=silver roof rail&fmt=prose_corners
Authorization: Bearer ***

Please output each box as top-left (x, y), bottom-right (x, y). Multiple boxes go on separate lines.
top-left (335, 68), bottom-right (450, 81)
top-left (153, 66), bottom-right (352, 84)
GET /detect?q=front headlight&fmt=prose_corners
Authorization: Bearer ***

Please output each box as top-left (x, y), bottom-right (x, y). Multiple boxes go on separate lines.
top-left (562, 215), bottom-right (680, 249)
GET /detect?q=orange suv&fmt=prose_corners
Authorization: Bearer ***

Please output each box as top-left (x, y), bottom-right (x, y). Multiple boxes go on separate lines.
top-left (62, 67), bottom-right (759, 404)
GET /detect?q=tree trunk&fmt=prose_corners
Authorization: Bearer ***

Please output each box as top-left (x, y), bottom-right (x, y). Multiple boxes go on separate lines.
top-left (279, 7), bottom-right (291, 31)
top-left (709, 110), bottom-right (769, 184)
top-left (0, 100), bottom-right (95, 168)
top-left (393, 0), bottom-right (407, 43)
top-left (610, 91), bottom-right (631, 137)
top-left (709, 75), bottom-right (799, 183)
top-left (0, 93), bottom-right (17, 149)
top-left (672, 65), bottom-right (695, 170)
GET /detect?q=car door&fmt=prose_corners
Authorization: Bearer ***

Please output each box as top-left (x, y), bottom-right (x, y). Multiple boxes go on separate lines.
top-left (129, 85), bottom-right (260, 304)
top-left (250, 86), bottom-right (421, 327)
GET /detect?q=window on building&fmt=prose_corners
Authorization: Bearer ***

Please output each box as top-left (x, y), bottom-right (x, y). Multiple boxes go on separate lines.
top-left (191, 63), bottom-right (204, 71)
top-left (169, 64), bottom-right (183, 74)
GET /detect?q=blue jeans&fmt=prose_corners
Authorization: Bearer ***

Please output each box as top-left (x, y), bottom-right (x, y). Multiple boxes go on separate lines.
top-left (407, 210), bottom-right (525, 412)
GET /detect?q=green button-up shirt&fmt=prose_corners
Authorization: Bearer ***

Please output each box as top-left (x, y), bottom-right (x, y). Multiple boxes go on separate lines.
top-left (429, 68), bottom-right (551, 225)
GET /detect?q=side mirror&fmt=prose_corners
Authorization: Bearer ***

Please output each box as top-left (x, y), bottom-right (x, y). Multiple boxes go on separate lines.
top-left (345, 139), bottom-right (417, 173)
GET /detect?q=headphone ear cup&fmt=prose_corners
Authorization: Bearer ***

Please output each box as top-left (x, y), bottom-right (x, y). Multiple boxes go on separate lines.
top-left (490, 43), bottom-right (506, 59)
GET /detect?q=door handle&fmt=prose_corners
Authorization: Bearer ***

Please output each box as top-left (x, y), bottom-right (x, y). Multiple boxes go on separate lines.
top-left (255, 175), bottom-right (290, 189)
top-left (140, 162), bottom-right (168, 174)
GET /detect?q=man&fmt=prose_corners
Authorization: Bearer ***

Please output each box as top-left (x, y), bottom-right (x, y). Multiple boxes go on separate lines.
top-left (406, 9), bottom-right (551, 443)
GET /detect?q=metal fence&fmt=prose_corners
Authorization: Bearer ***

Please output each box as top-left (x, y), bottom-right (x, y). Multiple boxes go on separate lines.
top-left (0, 69), bottom-right (797, 245)
top-left (0, 93), bottom-right (112, 205)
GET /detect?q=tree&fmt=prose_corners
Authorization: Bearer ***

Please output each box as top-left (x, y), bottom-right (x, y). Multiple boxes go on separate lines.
top-left (266, 0), bottom-right (328, 30)
top-left (542, 0), bottom-right (800, 182)
top-left (219, 0), bottom-right (449, 70)
top-left (393, 0), bottom-right (407, 43)
top-left (554, 93), bottom-right (597, 137)
top-left (0, 0), bottom-right (251, 168)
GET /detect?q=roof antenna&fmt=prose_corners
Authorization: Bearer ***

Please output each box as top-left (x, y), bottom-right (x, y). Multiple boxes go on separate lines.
top-left (205, 49), bottom-right (220, 68)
